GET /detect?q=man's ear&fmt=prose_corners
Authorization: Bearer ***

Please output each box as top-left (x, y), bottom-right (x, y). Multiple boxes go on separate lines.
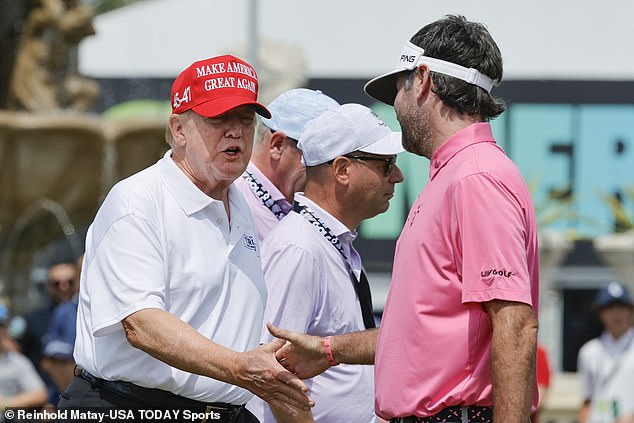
top-left (332, 156), bottom-right (352, 186)
top-left (169, 114), bottom-right (186, 147)
top-left (269, 132), bottom-right (287, 160)
top-left (415, 65), bottom-right (432, 99)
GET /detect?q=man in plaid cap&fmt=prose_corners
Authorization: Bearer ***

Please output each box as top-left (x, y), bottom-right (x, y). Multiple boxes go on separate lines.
top-left (58, 55), bottom-right (313, 422)
top-left (234, 88), bottom-right (339, 244)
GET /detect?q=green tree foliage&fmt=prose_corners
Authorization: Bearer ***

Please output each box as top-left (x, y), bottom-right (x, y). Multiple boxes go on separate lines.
top-left (600, 188), bottom-right (634, 233)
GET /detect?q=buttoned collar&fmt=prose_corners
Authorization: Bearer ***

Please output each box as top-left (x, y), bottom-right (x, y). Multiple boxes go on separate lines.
top-left (294, 193), bottom-right (358, 243)
top-left (158, 150), bottom-right (227, 216)
top-left (429, 122), bottom-right (496, 181)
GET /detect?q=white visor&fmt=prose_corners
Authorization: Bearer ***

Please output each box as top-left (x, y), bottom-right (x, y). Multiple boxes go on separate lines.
top-left (364, 41), bottom-right (497, 105)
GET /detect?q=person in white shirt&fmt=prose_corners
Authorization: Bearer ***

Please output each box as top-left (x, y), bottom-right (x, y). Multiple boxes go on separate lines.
top-left (247, 104), bottom-right (404, 423)
top-left (58, 55), bottom-right (313, 423)
top-left (234, 88), bottom-right (339, 243)
top-left (0, 303), bottom-right (48, 411)
top-left (578, 281), bottom-right (634, 423)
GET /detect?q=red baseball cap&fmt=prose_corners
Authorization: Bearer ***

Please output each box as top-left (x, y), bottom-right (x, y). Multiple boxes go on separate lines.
top-left (171, 55), bottom-right (271, 118)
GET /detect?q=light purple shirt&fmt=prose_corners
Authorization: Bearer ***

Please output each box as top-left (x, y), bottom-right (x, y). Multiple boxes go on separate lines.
top-left (246, 193), bottom-right (374, 423)
top-left (234, 163), bottom-right (291, 244)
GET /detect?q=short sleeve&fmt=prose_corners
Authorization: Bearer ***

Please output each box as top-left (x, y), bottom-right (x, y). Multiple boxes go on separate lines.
top-left (42, 302), bottom-right (77, 360)
top-left (577, 342), bottom-right (594, 401)
top-left (452, 172), bottom-right (533, 306)
top-left (87, 215), bottom-right (166, 336)
top-left (15, 353), bottom-right (45, 392)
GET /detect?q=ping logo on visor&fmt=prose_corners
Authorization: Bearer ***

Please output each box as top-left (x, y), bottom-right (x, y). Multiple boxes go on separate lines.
top-left (397, 42), bottom-right (495, 93)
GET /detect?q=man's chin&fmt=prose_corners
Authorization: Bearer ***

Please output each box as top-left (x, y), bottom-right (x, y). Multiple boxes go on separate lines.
top-left (403, 141), bottom-right (426, 158)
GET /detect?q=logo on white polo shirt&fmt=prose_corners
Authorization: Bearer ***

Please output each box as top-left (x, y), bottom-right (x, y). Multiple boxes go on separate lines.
top-left (243, 235), bottom-right (257, 253)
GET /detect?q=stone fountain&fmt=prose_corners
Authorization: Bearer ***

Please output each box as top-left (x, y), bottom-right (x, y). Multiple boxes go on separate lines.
top-left (0, 0), bottom-right (168, 312)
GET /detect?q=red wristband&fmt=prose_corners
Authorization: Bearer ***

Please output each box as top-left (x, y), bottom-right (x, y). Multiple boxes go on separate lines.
top-left (324, 336), bottom-right (338, 366)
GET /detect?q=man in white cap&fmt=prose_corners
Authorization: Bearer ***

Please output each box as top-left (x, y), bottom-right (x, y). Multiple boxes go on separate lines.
top-left (578, 281), bottom-right (634, 423)
top-left (248, 103), bottom-right (404, 423)
top-left (235, 88), bottom-right (339, 243)
top-left (58, 55), bottom-right (313, 422)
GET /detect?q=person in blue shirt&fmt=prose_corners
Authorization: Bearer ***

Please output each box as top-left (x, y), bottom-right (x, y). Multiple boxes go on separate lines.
top-left (40, 254), bottom-right (82, 399)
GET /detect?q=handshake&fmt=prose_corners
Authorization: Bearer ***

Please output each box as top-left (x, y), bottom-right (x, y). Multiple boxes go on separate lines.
top-left (239, 323), bottom-right (377, 420)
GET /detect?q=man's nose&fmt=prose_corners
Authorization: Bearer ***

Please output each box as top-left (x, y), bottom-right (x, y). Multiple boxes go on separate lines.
top-left (225, 119), bottom-right (245, 138)
top-left (390, 164), bottom-right (405, 183)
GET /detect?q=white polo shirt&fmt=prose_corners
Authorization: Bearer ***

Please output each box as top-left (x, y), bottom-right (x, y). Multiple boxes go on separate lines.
top-left (246, 193), bottom-right (375, 423)
top-left (74, 150), bottom-right (267, 405)
top-left (578, 328), bottom-right (634, 422)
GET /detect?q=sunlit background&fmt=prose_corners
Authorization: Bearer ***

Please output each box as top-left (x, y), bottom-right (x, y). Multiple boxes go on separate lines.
top-left (1, 1), bottom-right (634, 420)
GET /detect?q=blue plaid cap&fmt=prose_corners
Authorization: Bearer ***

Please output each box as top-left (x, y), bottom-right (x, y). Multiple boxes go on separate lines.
top-left (261, 88), bottom-right (339, 141)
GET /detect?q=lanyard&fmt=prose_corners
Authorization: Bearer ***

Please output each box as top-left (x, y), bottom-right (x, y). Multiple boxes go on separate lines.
top-left (293, 201), bottom-right (376, 329)
top-left (293, 201), bottom-right (348, 265)
top-left (242, 170), bottom-right (287, 220)
top-left (598, 330), bottom-right (634, 390)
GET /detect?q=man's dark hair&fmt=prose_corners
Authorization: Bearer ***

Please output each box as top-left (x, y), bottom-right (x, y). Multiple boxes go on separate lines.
top-left (47, 250), bottom-right (78, 269)
top-left (410, 15), bottom-right (505, 120)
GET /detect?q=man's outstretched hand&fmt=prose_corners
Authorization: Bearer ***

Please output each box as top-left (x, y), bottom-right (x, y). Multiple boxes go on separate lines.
top-left (233, 338), bottom-right (315, 417)
top-left (267, 323), bottom-right (331, 380)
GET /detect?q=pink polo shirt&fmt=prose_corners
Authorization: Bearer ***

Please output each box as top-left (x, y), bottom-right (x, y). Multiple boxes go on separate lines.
top-left (375, 123), bottom-right (539, 419)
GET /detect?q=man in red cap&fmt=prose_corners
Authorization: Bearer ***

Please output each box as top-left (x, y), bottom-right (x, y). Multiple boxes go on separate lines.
top-left (57, 55), bottom-right (313, 422)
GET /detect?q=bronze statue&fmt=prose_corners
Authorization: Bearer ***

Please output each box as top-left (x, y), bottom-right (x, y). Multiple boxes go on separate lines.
top-left (7, 0), bottom-right (99, 112)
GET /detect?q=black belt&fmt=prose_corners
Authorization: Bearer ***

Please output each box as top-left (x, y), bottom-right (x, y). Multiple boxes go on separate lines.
top-left (78, 370), bottom-right (245, 419)
top-left (391, 406), bottom-right (493, 423)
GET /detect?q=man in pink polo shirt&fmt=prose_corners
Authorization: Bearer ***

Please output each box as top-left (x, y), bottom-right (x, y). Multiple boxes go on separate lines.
top-left (270, 14), bottom-right (539, 423)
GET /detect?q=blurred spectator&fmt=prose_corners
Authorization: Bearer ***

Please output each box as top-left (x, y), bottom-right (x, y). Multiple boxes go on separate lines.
top-left (531, 342), bottom-right (552, 423)
top-left (0, 300), bottom-right (19, 354)
top-left (12, 252), bottom-right (78, 405)
top-left (41, 254), bottom-right (82, 395)
top-left (578, 281), bottom-right (634, 423)
top-left (0, 303), bottom-right (48, 412)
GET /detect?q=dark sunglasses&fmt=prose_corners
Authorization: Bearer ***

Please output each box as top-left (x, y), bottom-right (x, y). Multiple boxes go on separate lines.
top-left (339, 154), bottom-right (397, 177)
top-left (48, 278), bottom-right (75, 288)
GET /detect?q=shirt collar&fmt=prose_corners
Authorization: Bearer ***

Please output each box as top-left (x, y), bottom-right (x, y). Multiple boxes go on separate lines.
top-left (247, 162), bottom-right (288, 204)
top-left (158, 150), bottom-right (224, 215)
top-left (601, 327), bottom-right (634, 353)
top-left (294, 193), bottom-right (357, 242)
top-left (429, 122), bottom-right (497, 180)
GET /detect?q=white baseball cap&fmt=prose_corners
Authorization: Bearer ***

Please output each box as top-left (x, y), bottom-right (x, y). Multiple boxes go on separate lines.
top-left (298, 103), bottom-right (404, 166)
top-left (364, 41), bottom-right (497, 105)
top-left (261, 88), bottom-right (340, 141)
